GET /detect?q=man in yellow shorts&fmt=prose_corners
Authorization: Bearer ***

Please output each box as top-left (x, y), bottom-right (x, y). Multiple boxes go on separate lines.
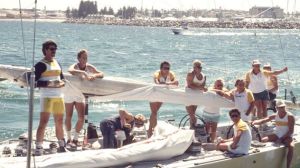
top-left (34, 40), bottom-right (66, 155)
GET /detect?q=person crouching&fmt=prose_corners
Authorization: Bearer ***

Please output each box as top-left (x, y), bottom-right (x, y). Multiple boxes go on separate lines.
top-left (100, 109), bottom-right (145, 148)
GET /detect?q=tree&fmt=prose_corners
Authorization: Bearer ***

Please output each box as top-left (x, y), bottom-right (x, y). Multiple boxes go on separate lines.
top-left (71, 9), bottom-right (78, 18)
top-left (78, 0), bottom-right (98, 18)
top-left (108, 7), bottom-right (114, 15)
top-left (66, 7), bottom-right (71, 18)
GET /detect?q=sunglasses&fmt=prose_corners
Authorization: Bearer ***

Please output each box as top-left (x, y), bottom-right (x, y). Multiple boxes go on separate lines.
top-left (48, 47), bottom-right (57, 51)
top-left (162, 67), bottom-right (170, 70)
top-left (217, 84), bottom-right (223, 87)
top-left (135, 121), bottom-right (144, 126)
top-left (194, 66), bottom-right (202, 69)
top-left (230, 114), bottom-right (239, 118)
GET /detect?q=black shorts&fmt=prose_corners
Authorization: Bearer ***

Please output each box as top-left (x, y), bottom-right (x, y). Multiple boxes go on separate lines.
top-left (268, 92), bottom-right (277, 101)
top-left (253, 90), bottom-right (270, 101)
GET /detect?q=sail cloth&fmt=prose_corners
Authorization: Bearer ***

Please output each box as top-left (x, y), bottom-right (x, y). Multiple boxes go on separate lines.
top-left (0, 121), bottom-right (194, 168)
top-left (92, 85), bottom-right (234, 108)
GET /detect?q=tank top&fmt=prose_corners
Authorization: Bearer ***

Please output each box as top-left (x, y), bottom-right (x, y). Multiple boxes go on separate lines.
top-left (232, 89), bottom-right (254, 121)
top-left (192, 72), bottom-right (205, 84)
top-left (275, 112), bottom-right (290, 138)
top-left (39, 59), bottom-right (63, 98)
top-left (154, 70), bottom-right (175, 84)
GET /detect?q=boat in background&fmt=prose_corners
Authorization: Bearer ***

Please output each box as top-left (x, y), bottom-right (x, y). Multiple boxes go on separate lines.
top-left (171, 22), bottom-right (188, 35)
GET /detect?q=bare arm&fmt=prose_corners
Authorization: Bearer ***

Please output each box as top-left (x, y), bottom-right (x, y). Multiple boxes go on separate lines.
top-left (68, 64), bottom-right (89, 78)
top-left (246, 101), bottom-right (254, 116)
top-left (88, 64), bottom-right (104, 78)
top-left (119, 109), bottom-right (134, 128)
top-left (252, 115), bottom-right (276, 125)
top-left (230, 130), bottom-right (243, 149)
top-left (269, 76), bottom-right (278, 92)
top-left (269, 67), bottom-right (288, 76)
top-left (166, 79), bottom-right (179, 86)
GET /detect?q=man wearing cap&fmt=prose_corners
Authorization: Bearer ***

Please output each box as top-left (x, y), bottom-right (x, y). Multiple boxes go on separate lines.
top-left (263, 63), bottom-right (278, 112)
top-left (245, 59), bottom-right (287, 119)
top-left (252, 100), bottom-right (295, 168)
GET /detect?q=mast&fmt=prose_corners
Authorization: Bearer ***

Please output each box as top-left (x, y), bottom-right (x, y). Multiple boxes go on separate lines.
top-left (27, 0), bottom-right (38, 167)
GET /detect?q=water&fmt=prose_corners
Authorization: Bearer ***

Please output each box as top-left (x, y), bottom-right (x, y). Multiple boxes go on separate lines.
top-left (0, 20), bottom-right (299, 141)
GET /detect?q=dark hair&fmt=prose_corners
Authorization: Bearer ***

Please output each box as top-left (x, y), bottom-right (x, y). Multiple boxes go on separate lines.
top-left (229, 109), bottom-right (241, 116)
top-left (42, 40), bottom-right (57, 56)
top-left (234, 79), bottom-right (244, 87)
top-left (160, 61), bottom-right (170, 69)
top-left (77, 49), bottom-right (87, 59)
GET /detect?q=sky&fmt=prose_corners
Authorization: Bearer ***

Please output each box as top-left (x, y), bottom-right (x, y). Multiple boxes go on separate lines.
top-left (0, 0), bottom-right (299, 12)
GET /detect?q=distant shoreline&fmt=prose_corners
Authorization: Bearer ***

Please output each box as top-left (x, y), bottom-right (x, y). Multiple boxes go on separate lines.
top-left (1, 17), bottom-right (300, 29)
top-left (64, 18), bottom-right (300, 29)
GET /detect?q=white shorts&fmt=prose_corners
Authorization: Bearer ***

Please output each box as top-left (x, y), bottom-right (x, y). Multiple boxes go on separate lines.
top-left (228, 143), bottom-right (249, 155)
top-left (63, 81), bottom-right (85, 103)
top-left (64, 95), bottom-right (85, 103)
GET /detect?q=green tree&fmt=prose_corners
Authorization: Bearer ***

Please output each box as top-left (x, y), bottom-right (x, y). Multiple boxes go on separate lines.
top-left (66, 7), bottom-right (71, 18)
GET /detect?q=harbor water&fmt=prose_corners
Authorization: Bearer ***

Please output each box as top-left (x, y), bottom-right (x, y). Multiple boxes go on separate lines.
top-left (0, 20), bottom-right (299, 141)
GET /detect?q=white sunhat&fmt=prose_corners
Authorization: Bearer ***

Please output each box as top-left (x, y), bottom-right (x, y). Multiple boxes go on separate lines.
top-left (263, 63), bottom-right (271, 68)
top-left (276, 100), bottom-right (286, 108)
top-left (252, 59), bottom-right (261, 65)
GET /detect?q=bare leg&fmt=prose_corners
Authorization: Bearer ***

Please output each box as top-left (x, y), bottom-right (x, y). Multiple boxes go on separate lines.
top-left (65, 103), bottom-right (74, 134)
top-left (148, 102), bottom-right (162, 137)
top-left (186, 105), bottom-right (197, 128)
top-left (74, 102), bottom-right (85, 133)
top-left (36, 112), bottom-right (50, 143)
top-left (262, 100), bottom-right (268, 118)
top-left (210, 122), bottom-right (218, 142)
top-left (205, 122), bottom-right (211, 139)
top-left (254, 100), bottom-right (263, 119)
top-left (53, 113), bottom-right (64, 140)
top-left (262, 134), bottom-right (278, 143)
top-left (217, 142), bottom-right (229, 151)
top-left (282, 137), bottom-right (294, 168)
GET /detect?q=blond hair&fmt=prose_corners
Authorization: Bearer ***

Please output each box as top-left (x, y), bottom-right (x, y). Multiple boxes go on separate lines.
top-left (192, 59), bottom-right (202, 67)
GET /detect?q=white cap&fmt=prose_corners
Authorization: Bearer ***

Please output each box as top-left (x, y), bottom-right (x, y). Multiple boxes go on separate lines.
top-left (252, 59), bottom-right (261, 65)
top-left (276, 100), bottom-right (286, 108)
top-left (263, 63), bottom-right (271, 68)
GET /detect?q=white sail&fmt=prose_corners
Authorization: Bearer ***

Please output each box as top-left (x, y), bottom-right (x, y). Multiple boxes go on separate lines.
top-left (92, 85), bottom-right (234, 108)
top-left (0, 64), bottom-right (234, 108)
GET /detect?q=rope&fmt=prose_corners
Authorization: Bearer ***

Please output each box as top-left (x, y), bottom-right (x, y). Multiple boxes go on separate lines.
top-left (18, 0), bottom-right (31, 109)
top-left (32, 0), bottom-right (38, 67)
top-left (18, 0), bottom-right (27, 67)
top-left (269, 0), bottom-right (291, 81)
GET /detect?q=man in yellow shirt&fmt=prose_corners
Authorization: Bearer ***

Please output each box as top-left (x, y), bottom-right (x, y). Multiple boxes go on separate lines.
top-left (217, 109), bottom-right (252, 155)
